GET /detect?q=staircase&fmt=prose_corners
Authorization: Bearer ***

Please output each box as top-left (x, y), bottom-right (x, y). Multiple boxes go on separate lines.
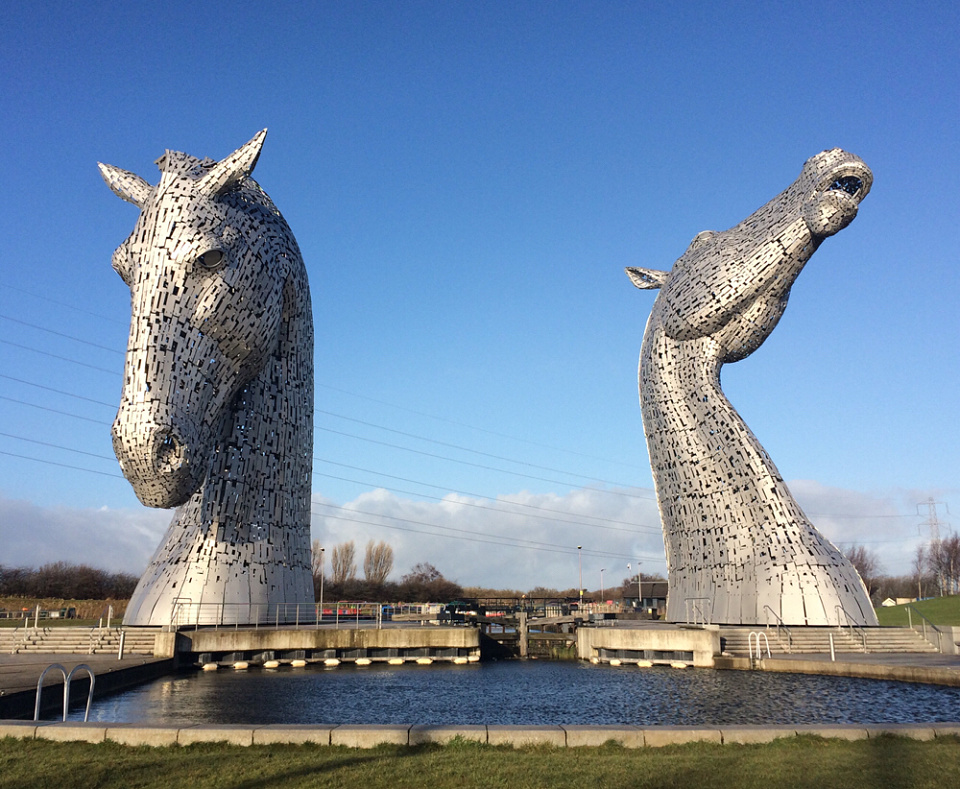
top-left (719, 626), bottom-right (941, 657)
top-left (0, 626), bottom-right (159, 656)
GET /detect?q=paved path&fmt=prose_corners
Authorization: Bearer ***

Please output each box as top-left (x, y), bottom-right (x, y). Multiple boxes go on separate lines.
top-left (772, 652), bottom-right (960, 670)
top-left (0, 654), bottom-right (166, 698)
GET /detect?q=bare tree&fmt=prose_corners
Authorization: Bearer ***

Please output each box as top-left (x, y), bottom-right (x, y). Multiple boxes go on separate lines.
top-left (363, 540), bottom-right (393, 586)
top-left (913, 544), bottom-right (928, 599)
top-left (946, 534), bottom-right (960, 594)
top-left (843, 544), bottom-right (882, 600)
top-left (929, 533), bottom-right (960, 596)
top-left (330, 541), bottom-right (357, 586)
top-left (399, 563), bottom-right (463, 602)
top-left (311, 539), bottom-right (325, 599)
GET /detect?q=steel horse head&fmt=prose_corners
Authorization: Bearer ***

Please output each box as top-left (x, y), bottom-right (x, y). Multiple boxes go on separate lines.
top-left (100, 131), bottom-right (315, 625)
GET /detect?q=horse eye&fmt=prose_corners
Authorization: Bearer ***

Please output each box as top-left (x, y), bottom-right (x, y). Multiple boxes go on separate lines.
top-left (197, 249), bottom-right (225, 269)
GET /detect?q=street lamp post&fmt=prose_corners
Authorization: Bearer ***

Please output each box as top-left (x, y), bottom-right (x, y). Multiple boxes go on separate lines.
top-left (600, 568), bottom-right (605, 602)
top-left (577, 546), bottom-right (583, 609)
top-left (319, 547), bottom-right (325, 625)
top-left (628, 562), bottom-right (642, 610)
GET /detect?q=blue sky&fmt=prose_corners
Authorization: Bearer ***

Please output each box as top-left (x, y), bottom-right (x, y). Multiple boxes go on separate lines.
top-left (0, 2), bottom-right (957, 590)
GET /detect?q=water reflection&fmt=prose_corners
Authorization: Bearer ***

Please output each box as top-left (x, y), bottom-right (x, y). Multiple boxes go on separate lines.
top-left (77, 662), bottom-right (960, 726)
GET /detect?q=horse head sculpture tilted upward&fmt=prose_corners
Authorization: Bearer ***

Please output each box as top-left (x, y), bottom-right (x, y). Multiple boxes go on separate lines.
top-left (100, 131), bottom-right (315, 625)
top-left (627, 149), bottom-right (878, 626)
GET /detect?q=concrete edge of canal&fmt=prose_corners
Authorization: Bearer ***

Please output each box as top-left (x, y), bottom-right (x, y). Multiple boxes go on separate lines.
top-left (2, 719), bottom-right (960, 748)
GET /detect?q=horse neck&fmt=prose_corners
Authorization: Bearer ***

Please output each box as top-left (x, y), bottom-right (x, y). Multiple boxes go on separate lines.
top-left (640, 321), bottom-right (781, 499)
top-left (194, 262), bottom-right (314, 532)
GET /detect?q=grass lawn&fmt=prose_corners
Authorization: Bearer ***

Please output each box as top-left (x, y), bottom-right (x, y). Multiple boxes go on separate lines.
top-left (876, 596), bottom-right (960, 627)
top-left (2, 736), bottom-right (960, 789)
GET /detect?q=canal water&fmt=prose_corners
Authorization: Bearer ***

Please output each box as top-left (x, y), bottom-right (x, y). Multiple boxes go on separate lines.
top-left (72, 661), bottom-right (960, 725)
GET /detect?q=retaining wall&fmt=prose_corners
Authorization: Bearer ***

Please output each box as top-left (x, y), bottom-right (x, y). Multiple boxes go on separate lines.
top-left (2, 720), bottom-right (959, 747)
top-left (577, 626), bottom-right (718, 667)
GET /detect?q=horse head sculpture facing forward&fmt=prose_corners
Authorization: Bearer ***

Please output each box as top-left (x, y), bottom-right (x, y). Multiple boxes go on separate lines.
top-left (100, 131), bottom-right (315, 626)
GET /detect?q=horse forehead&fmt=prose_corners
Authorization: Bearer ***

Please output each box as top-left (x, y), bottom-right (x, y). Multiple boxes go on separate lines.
top-left (137, 177), bottom-right (225, 235)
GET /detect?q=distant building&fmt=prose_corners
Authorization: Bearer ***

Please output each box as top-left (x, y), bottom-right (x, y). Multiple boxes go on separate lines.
top-left (623, 581), bottom-right (669, 619)
top-left (881, 597), bottom-right (917, 607)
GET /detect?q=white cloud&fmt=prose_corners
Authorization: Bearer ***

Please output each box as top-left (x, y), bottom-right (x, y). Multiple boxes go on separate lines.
top-left (0, 493), bottom-right (169, 574)
top-left (311, 486), bottom-right (668, 591)
top-left (789, 480), bottom-right (956, 577)
top-left (2, 480), bottom-right (953, 590)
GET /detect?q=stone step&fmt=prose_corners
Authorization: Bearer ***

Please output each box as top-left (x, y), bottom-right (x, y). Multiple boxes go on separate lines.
top-left (2, 627), bottom-right (157, 655)
top-left (720, 626), bottom-right (941, 656)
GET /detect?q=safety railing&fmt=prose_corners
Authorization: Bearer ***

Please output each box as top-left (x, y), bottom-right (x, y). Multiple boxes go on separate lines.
top-left (34, 663), bottom-right (95, 722)
top-left (834, 605), bottom-right (867, 652)
top-left (905, 605), bottom-right (943, 652)
top-left (683, 597), bottom-right (713, 625)
top-left (169, 601), bottom-right (392, 630)
top-left (9, 620), bottom-right (28, 654)
top-left (762, 605), bottom-right (794, 653)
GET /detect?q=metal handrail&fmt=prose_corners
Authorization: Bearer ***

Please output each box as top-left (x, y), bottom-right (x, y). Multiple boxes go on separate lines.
top-left (34, 663), bottom-right (96, 722)
top-left (683, 597), bottom-right (712, 625)
top-left (9, 619), bottom-right (27, 654)
top-left (905, 605), bottom-right (943, 651)
top-left (834, 605), bottom-right (867, 652)
top-left (762, 605), bottom-right (794, 653)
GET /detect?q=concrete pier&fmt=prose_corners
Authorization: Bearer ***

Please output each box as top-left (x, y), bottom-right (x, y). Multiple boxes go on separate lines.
top-left (577, 623), bottom-right (718, 667)
top-left (160, 625), bottom-right (480, 666)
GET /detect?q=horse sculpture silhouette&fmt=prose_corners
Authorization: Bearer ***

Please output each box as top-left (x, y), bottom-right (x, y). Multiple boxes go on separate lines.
top-left (100, 130), bottom-right (315, 626)
top-left (627, 149), bottom-right (878, 626)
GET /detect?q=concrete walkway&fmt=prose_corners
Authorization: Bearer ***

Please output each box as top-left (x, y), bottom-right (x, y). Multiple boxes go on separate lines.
top-left (0, 654), bottom-right (173, 720)
top-left (713, 651), bottom-right (960, 687)
top-left (0, 654), bottom-right (166, 697)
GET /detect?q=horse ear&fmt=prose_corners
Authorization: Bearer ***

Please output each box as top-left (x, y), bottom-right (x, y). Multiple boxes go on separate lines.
top-left (98, 163), bottom-right (153, 208)
top-left (198, 129), bottom-right (268, 196)
top-left (626, 267), bottom-right (669, 290)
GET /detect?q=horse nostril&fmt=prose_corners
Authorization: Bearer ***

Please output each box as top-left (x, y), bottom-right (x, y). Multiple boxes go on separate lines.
top-left (154, 431), bottom-right (186, 474)
top-left (828, 176), bottom-right (863, 198)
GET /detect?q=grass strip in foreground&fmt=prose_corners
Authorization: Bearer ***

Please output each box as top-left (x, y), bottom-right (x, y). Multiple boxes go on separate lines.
top-left (2, 734), bottom-right (960, 789)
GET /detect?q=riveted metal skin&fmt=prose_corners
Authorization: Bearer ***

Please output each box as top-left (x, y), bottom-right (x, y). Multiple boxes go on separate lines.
top-left (100, 131), bottom-right (315, 626)
top-left (627, 149), bottom-right (878, 626)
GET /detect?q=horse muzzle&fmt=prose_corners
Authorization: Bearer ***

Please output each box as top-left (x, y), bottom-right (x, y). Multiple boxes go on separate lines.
top-left (112, 409), bottom-right (205, 508)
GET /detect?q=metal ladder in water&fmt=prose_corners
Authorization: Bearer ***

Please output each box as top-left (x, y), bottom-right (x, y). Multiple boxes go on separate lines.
top-left (34, 663), bottom-right (95, 722)
top-left (748, 631), bottom-right (771, 664)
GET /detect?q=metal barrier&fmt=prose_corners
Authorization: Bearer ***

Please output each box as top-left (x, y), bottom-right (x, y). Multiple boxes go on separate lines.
top-left (169, 601), bottom-right (391, 630)
top-left (34, 663), bottom-right (95, 722)
top-left (906, 605), bottom-right (943, 651)
top-left (683, 597), bottom-right (712, 625)
top-left (762, 605), bottom-right (794, 653)
top-left (834, 604), bottom-right (867, 652)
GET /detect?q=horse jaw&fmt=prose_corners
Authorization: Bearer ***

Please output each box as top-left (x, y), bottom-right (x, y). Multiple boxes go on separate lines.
top-left (111, 402), bottom-right (215, 509)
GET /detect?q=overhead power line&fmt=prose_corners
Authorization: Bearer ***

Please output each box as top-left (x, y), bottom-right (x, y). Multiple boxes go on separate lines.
top-left (316, 424), bottom-right (654, 500)
top-left (312, 457), bottom-right (659, 532)
top-left (0, 339), bottom-right (121, 376)
top-left (316, 380), bottom-right (645, 471)
top-left (316, 407), bottom-right (637, 488)
top-left (0, 313), bottom-right (124, 354)
top-left (313, 502), bottom-right (663, 564)
top-left (0, 373), bottom-right (116, 408)
top-left (0, 395), bottom-right (110, 426)
top-left (0, 283), bottom-right (128, 326)
top-left (0, 449), bottom-right (124, 480)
